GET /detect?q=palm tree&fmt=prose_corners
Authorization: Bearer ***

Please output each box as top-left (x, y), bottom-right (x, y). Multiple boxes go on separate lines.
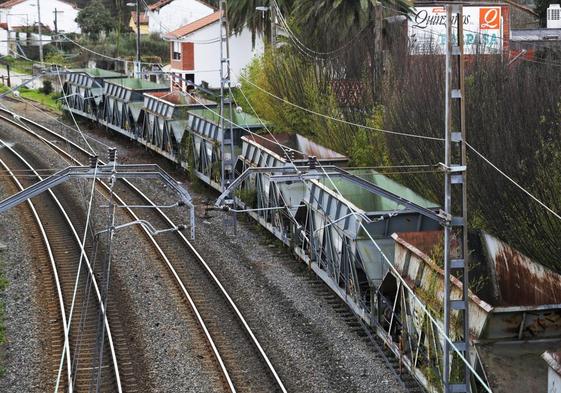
top-left (228, 0), bottom-right (294, 44)
top-left (291, 0), bottom-right (411, 51)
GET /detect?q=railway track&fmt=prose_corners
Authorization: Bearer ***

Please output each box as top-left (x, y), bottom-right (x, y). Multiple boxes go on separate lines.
top-left (0, 137), bottom-right (136, 392)
top-left (0, 109), bottom-right (288, 392)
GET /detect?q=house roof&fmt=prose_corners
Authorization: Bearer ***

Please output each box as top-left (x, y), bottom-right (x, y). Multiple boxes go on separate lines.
top-left (164, 10), bottom-right (222, 39)
top-left (0, 0), bottom-right (77, 9)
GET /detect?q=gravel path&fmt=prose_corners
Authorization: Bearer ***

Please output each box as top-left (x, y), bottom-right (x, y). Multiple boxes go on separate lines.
top-left (0, 99), bottom-right (408, 392)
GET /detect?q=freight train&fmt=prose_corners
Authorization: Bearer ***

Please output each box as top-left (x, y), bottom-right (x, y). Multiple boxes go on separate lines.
top-left (62, 70), bottom-right (558, 393)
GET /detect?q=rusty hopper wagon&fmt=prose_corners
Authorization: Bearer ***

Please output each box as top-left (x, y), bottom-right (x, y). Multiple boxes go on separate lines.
top-left (61, 68), bottom-right (560, 392)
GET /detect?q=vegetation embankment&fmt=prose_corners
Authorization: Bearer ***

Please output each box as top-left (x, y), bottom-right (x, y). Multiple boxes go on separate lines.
top-left (0, 81), bottom-right (61, 113)
top-left (236, 2), bottom-right (561, 273)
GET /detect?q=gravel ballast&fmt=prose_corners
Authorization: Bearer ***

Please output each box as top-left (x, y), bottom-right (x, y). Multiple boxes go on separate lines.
top-left (0, 100), bottom-right (408, 392)
top-left (0, 183), bottom-right (48, 393)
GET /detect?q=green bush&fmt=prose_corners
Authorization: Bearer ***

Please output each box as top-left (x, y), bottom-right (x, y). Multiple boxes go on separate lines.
top-left (39, 80), bottom-right (53, 95)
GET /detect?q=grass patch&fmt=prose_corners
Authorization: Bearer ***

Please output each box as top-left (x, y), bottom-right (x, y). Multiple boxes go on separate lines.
top-left (18, 89), bottom-right (61, 113)
top-left (0, 84), bottom-right (62, 113)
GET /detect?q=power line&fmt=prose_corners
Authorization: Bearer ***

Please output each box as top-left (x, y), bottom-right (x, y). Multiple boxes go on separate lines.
top-left (238, 74), bottom-right (445, 141)
top-left (54, 68), bottom-right (96, 155)
top-left (232, 64), bottom-right (490, 391)
top-left (466, 141), bottom-right (561, 221)
top-left (272, 0), bottom-right (368, 59)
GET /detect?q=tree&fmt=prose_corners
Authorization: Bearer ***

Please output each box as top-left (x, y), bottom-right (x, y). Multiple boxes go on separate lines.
top-left (536, 0), bottom-right (554, 26)
top-left (228, 0), bottom-right (293, 45)
top-left (75, 0), bottom-right (115, 39)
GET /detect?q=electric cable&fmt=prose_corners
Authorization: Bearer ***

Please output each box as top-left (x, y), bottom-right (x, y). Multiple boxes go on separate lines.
top-left (466, 141), bottom-right (561, 221)
top-left (232, 67), bottom-right (491, 392)
top-left (238, 74), bottom-right (444, 141)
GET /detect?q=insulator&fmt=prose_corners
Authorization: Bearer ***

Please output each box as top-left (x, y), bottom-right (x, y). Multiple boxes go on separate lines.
top-left (108, 148), bottom-right (117, 162)
top-left (308, 155), bottom-right (318, 169)
top-left (89, 155), bottom-right (98, 168)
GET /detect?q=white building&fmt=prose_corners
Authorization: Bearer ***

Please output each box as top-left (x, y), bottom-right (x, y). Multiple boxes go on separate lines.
top-left (0, 0), bottom-right (80, 34)
top-left (164, 11), bottom-right (264, 89)
top-left (130, 0), bottom-right (215, 36)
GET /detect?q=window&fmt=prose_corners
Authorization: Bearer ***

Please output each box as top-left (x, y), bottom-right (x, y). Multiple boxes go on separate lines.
top-left (172, 41), bottom-right (181, 60)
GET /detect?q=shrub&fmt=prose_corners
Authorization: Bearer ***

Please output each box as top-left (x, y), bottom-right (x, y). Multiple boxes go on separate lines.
top-left (39, 80), bottom-right (53, 95)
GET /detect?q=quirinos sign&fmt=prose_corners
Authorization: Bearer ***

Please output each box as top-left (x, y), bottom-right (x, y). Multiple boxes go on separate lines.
top-left (408, 6), bottom-right (503, 55)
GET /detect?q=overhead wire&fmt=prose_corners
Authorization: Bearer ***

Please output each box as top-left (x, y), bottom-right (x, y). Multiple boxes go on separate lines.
top-left (55, 68), bottom-right (96, 155)
top-left (54, 162), bottom-right (99, 392)
top-left (7, 94), bottom-right (113, 150)
top-left (466, 141), bottom-right (561, 221)
top-left (233, 65), bottom-right (491, 391)
top-left (238, 74), bottom-right (444, 141)
top-left (271, 0), bottom-right (369, 59)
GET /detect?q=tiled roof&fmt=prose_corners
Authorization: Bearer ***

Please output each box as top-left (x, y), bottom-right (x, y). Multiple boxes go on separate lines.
top-left (164, 10), bottom-right (221, 39)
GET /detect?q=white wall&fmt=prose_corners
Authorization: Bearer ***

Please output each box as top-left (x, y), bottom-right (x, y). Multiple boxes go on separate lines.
top-left (549, 367), bottom-right (561, 393)
top-left (0, 29), bottom-right (7, 56)
top-left (148, 0), bottom-right (213, 35)
top-left (172, 23), bottom-right (263, 88)
top-left (0, 0), bottom-right (80, 34)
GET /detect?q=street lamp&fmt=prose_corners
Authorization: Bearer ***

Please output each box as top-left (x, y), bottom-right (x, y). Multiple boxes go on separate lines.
top-left (126, 1), bottom-right (141, 79)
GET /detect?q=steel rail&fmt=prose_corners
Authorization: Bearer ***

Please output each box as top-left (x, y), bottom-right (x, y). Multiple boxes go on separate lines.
top-left (0, 158), bottom-right (73, 392)
top-left (0, 135), bottom-right (123, 393)
top-left (0, 107), bottom-right (288, 392)
top-left (0, 110), bottom-right (237, 392)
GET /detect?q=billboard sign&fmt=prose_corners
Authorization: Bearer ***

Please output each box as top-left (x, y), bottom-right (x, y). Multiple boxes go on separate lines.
top-left (408, 6), bottom-right (503, 54)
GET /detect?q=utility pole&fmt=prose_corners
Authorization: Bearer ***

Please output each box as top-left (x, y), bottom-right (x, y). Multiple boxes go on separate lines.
top-left (36, 0), bottom-right (43, 64)
top-left (270, 0), bottom-right (276, 47)
top-left (135, 0), bottom-right (141, 78)
top-left (53, 9), bottom-right (64, 50)
top-left (219, 0), bottom-right (234, 191)
top-left (53, 8), bottom-right (58, 36)
top-left (443, 4), bottom-right (469, 393)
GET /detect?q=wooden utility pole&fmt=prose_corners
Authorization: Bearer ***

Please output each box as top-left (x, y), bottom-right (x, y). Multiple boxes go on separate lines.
top-left (443, 4), bottom-right (469, 392)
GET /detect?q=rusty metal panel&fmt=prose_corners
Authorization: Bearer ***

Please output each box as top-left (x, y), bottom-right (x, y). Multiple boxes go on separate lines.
top-left (392, 233), bottom-right (493, 338)
top-left (482, 233), bottom-right (561, 307)
top-left (242, 133), bottom-right (348, 165)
